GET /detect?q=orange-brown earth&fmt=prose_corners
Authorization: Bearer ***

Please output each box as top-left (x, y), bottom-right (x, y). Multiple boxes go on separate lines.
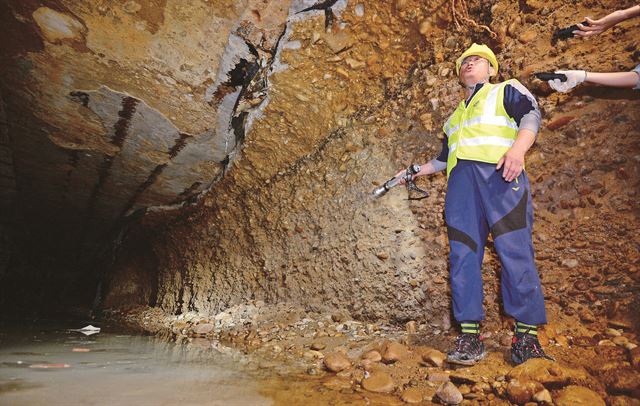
top-left (1, 0), bottom-right (638, 404)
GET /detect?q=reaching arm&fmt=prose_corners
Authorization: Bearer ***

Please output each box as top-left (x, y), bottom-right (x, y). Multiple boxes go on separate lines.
top-left (548, 68), bottom-right (640, 92)
top-left (585, 71), bottom-right (640, 88)
top-left (575, 5), bottom-right (640, 37)
top-left (396, 158), bottom-right (446, 184)
top-left (417, 159), bottom-right (447, 176)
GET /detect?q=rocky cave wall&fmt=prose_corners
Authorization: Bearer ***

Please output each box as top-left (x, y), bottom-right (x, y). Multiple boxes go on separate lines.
top-left (104, 0), bottom-right (640, 329)
top-left (0, 0), bottom-right (638, 328)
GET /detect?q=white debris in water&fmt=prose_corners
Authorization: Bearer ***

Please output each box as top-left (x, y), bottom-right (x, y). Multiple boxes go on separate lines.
top-left (355, 4), bottom-right (365, 17)
top-left (70, 325), bottom-right (101, 336)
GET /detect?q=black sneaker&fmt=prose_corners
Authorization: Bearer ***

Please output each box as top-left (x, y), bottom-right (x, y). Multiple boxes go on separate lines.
top-left (446, 333), bottom-right (487, 365)
top-left (511, 332), bottom-right (555, 365)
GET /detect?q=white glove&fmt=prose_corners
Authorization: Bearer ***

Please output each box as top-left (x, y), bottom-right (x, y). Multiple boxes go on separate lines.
top-left (548, 70), bottom-right (587, 93)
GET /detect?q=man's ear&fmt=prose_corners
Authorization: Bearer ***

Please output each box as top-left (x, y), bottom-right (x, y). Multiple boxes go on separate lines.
top-left (488, 66), bottom-right (496, 77)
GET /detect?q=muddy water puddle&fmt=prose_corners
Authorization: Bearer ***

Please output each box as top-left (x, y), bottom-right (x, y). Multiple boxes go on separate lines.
top-left (0, 321), bottom-right (286, 405)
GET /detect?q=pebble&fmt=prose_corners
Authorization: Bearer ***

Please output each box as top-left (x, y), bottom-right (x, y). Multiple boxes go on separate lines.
top-left (518, 30), bottom-right (537, 43)
top-left (533, 388), bottom-right (553, 404)
top-left (419, 20), bottom-right (431, 35)
top-left (612, 336), bottom-right (629, 346)
top-left (606, 328), bottom-right (623, 337)
top-left (422, 349), bottom-right (445, 367)
top-left (336, 67), bottom-right (349, 79)
top-left (311, 342), bottom-right (326, 351)
top-left (361, 371), bottom-right (395, 393)
top-left (304, 350), bottom-right (324, 359)
top-left (401, 387), bottom-right (423, 403)
top-left (428, 372), bottom-right (450, 383)
top-left (579, 308), bottom-right (596, 323)
top-left (547, 116), bottom-right (575, 130)
top-left (324, 31), bottom-right (353, 53)
top-left (405, 321), bottom-right (417, 334)
top-left (608, 320), bottom-right (632, 330)
top-left (382, 342), bottom-right (408, 363)
top-left (562, 258), bottom-right (579, 268)
top-left (506, 379), bottom-right (543, 404)
top-left (376, 252), bottom-right (389, 260)
top-left (436, 382), bottom-right (463, 405)
top-left (362, 350), bottom-right (382, 362)
top-left (194, 323), bottom-right (214, 335)
top-left (345, 58), bottom-right (365, 69)
top-left (324, 352), bottom-right (351, 372)
top-left (555, 385), bottom-right (605, 406)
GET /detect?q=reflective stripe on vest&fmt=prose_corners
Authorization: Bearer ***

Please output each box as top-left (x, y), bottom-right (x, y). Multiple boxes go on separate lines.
top-left (444, 81), bottom-right (519, 177)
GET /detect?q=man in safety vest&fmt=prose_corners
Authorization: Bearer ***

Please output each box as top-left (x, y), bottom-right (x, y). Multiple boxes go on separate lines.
top-left (400, 44), bottom-right (553, 365)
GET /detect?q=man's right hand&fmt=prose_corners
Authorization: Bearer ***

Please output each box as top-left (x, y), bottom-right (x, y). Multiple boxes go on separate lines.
top-left (396, 169), bottom-right (411, 185)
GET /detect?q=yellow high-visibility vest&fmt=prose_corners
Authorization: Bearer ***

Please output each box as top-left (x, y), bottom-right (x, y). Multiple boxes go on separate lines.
top-left (443, 80), bottom-right (520, 177)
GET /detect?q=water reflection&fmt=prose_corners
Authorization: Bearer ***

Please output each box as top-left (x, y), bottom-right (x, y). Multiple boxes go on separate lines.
top-left (0, 322), bottom-right (271, 405)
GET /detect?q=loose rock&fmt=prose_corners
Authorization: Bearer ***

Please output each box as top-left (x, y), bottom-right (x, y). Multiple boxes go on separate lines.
top-left (533, 388), bottom-right (553, 404)
top-left (555, 385), bottom-right (605, 406)
top-left (382, 341), bottom-right (408, 363)
top-left (311, 342), bottom-right (326, 351)
top-left (422, 349), bottom-right (445, 367)
top-left (362, 350), bottom-right (382, 362)
top-left (436, 382), bottom-right (463, 405)
top-left (401, 387), bottom-right (423, 403)
top-left (361, 371), bottom-right (395, 393)
top-left (506, 379), bottom-right (544, 404)
top-left (194, 323), bottom-right (214, 335)
top-left (324, 352), bottom-right (351, 372)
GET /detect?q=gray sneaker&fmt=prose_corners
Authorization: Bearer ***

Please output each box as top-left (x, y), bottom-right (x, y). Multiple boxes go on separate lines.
top-left (446, 333), bottom-right (487, 366)
top-left (511, 332), bottom-right (554, 365)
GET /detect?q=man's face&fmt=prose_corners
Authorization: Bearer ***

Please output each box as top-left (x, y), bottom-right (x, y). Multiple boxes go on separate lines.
top-left (459, 55), bottom-right (491, 86)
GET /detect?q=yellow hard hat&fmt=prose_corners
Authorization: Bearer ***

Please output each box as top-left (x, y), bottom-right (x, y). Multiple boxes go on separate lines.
top-left (455, 43), bottom-right (499, 76)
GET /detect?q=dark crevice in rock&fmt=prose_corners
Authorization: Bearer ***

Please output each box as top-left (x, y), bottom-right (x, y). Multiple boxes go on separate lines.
top-left (173, 181), bottom-right (204, 205)
top-left (68, 91), bottom-right (90, 107)
top-left (168, 133), bottom-right (191, 159)
top-left (230, 111), bottom-right (249, 148)
top-left (175, 282), bottom-right (185, 315)
top-left (226, 58), bottom-right (260, 88)
top-left (119, 164), bottom-right (167, 219)
top-left (112, 97), bottom-right (139, 148)
top-left (81, 96), bottom-right (140, 246)
top-left (119, 131), bottom-right (192, 217)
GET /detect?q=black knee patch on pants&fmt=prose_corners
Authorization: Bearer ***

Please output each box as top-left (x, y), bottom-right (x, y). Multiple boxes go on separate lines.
top-left (491, 189), bottom-right (528, 238)
top-left (447, 226), bottom-right (478, 252)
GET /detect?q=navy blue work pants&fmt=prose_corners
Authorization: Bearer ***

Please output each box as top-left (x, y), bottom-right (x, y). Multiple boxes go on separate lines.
top-left (444, 160), bottom-right (547, 325)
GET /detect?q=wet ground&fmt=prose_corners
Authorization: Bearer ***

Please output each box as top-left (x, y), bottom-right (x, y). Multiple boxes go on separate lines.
top-left (0, 321), bottom-right (271, 405)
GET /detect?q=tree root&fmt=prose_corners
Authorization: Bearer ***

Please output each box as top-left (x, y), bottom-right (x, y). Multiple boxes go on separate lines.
top-left (450, 0), bottom-right (497, 38)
